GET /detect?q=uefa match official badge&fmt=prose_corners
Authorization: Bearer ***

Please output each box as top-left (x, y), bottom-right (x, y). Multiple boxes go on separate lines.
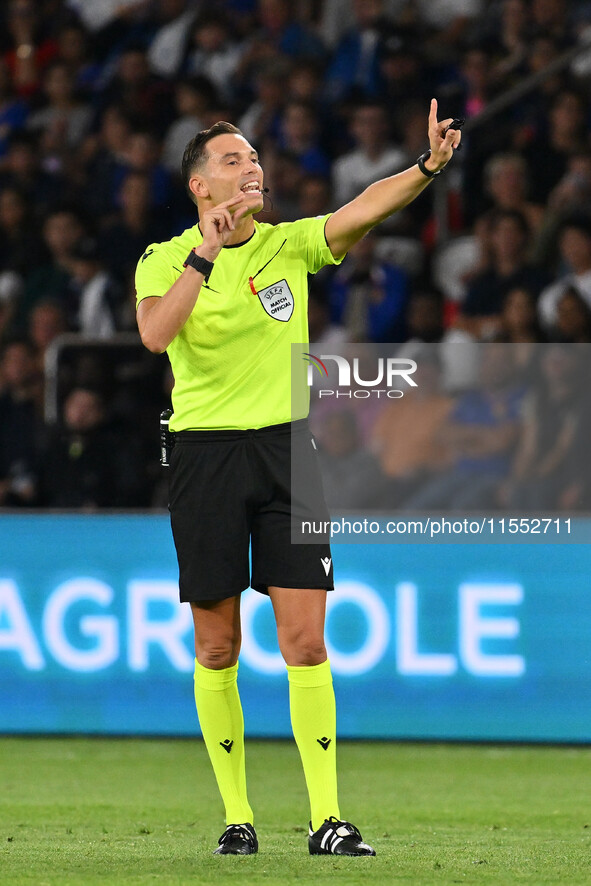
top-left (256, 279), bottom-right (294, 321)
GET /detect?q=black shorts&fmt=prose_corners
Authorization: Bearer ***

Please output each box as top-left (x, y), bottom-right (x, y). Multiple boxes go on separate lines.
top-left (168, 418), bottom-right (333, 602)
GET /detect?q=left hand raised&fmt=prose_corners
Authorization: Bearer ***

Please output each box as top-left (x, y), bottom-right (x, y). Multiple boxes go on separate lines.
top-left (427, 98), bottom-right (462, 172)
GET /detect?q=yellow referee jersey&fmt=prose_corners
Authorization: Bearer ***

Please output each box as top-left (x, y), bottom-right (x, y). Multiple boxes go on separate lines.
top-left (135, 214), bottom-right (343, 431)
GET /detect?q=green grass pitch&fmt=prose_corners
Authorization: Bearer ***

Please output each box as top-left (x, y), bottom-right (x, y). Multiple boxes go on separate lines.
top-left (1, 737), bottom-right (590, 885)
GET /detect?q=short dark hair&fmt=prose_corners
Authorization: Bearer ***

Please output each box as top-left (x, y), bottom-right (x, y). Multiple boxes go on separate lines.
top-left (560, 212), bottom-right (591, 240)
top-left (491, 208), bottom-right (530, 237)
top-left (181, 121), bottom-right (243, 204)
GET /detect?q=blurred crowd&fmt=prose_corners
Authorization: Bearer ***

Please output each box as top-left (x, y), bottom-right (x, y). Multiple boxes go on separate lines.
top-left (310, 341), bottom-right (591, 512)
top-left (1, 0), bottom-right (591, 510)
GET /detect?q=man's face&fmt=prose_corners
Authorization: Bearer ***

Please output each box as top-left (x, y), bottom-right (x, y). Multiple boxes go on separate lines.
top-left (560, 228), bottom-right (591, 271)
top-left (64, 390), bottom-right (104, 433)
top-left (43, 212), bottom-right (82, 257)
top-left (194, 133), bottom-right (264, 216)
top-left (2, 343), bottom-right (34, 388)
top-left (351, 107), bottom-right (387, 147)
top-left (492, 218), bottom-right (526, 259)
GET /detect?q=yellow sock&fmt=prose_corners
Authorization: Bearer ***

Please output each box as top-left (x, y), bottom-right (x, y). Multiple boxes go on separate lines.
top-left (193, 659), bottom-right (253, 825)
top-left (287, 659), bottom-right (340, 831)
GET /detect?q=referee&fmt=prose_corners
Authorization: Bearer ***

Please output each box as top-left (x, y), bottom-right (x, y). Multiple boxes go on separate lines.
top-left (135, 100), bottom-right (460, 857)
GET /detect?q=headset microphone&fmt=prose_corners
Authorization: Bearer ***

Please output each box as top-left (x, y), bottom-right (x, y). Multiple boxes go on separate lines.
top-left (261, 186), bottom-right (273, 211)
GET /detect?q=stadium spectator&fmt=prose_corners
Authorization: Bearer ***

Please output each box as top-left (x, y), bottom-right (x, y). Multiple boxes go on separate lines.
top-left (0, 338), bottom-right (41, 505)
top-left (492, 287), bottom-right (544, 386)
top-left (404, 290), bottom-right (445, 344)
top-left (162, 76), bottom-right (218, 173)
top-left (0, 131), bottom-right (64, 215)
top-left (444, 44), bottom-right (504, 225)
top-left (317, 0), bottom-right (357, 48)
top-left (69, 236), bottom-right (125, 337)
top-left (147, 0), bottom-right (199, 80)
top-left (323, 0), bottom-right (388, 102)
top-left (0, 273), bottom-right (22, 343)
top-left (295, 174), bottom-right (332, 221)
top-left (537, 214), bottom-right (591, 331)
top-left (552, 286), bottom-right (591, 343)
top-left (3, 0), bottom-right (58, 98)
top-left (98, 172), bottom-right (168, 285)
top-left (114, 129), bottom-right (173, 211)
top-left (482, 153), bottom-right (545, 235)
top-left (453, 45), bottom-right (495, 120)
top-left (17, 207), bottom-right (85, 331)
top-left (546, 151), bottom-right (591, 216)
top-left (332, 102), bottom-right (406, 206)
top-left (501, 344), bottom-right (588, 510)
top-left (398, 297), bottom-right (479, 411)
top-left (53, 21), bottom-right (103, 96)
top-left (522, 88), bottom-right (590, 203)
top-left (65, 0), bottom-right (149, 34)
top-left (181, 12), bottom-right (245, 103)
top-left (0, 185), bottom-right (41, 279)
top-left (495, 286), bottom-right (545, 344)
top-left (233, 0), bottom-right (323, 104)
top-left (307, 283), bottom-right (347, 349)
top-left (410, 0), bottom-right (485, 61)
top-left (80, 105), bottom-right (133, 218)
top-left (28, 299), bottom-right (68, 368)
top-left (39, 386), bottom-right (138, 508)
top-left (432, 212), bottom-right (495, 321)
top-left (286, 61), bottom-right (325, 104)
top-left (254, 0), bottom-right (325, 63)
top-left (26, 60), bottom-right (93, 160)
top-left (254, 149), bottom-right (303, 222)
top-left (98, 46), bottom-right (173, 134)
top-left (371, 352), bottom-right (453, 507)
top-left (328, 231), bottom-right (409, 342)
top-left (378, 28), bottom-right (431, 107)
top-left (456, 209), bottom-right (549, 340)
top-left (513, 34), bottom-right (565, 147)
top-left (316, 410), bottom-right (385, 510)
top-left (0, 59), bottom-right (28, 160)
top-left (487, 0), bottom-right (529, 88)
top-left (276, 101), bottom-right (330, 177)
top-left (405, 345), bottom-right (523, 510)
top-left (534, 152), bottom-right (591, 262)
top-left (530, 0), bottom-right (572, 44)
top-left (237, 61), bottom-right (286, 145)
top-left (318, 0), bottom-right (408, 50)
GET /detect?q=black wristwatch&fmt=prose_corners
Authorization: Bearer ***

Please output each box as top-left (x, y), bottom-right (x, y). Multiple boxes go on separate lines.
top-left (184, 248), bottom-right (214, 279)
top-left (417, 150), bottom-right (442, 178)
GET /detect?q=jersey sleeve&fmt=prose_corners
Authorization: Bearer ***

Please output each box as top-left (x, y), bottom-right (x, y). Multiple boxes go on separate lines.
top-left (291, 215), bottom-right (345, 275)
top-left (135, 243), bottom-right (177, 306)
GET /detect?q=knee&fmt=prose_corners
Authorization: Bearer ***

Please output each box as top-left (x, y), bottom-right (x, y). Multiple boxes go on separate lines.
top-left (195, 639), bottom-right (240, 670)
top-left (278, 630), bottom-right (326, 667)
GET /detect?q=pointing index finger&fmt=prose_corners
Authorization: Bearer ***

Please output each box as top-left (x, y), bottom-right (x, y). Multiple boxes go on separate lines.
top-left (429, 97), bottom-right (438, 129)
top-left (215, 194), bottom-right (246, 211)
